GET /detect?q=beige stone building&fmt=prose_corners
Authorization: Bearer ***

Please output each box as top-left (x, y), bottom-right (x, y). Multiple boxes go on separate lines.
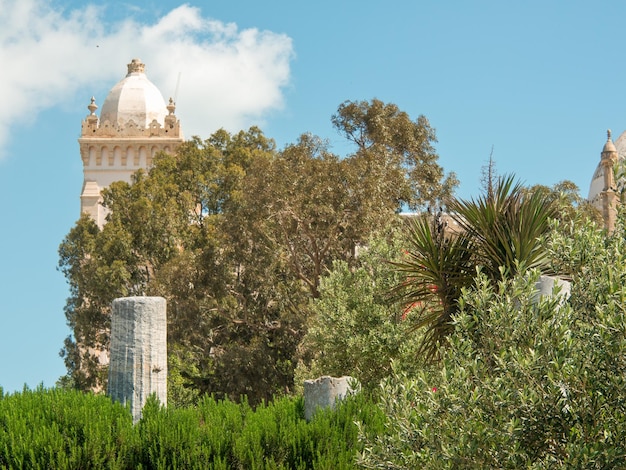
top-left (588, 130), bottom-right (624, 232)
top-left (79, 59), bottom-right (184, 227)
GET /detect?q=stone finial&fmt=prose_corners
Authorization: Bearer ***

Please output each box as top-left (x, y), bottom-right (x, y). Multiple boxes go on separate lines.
top-left (602, 129), bottom-right (617, 154)
top-left (167, 97), bottom-right (176, 115)
top-left (165, 98), bottom-right (178, 129)
top-left (87, 97), bottom-right (98, 115)
top-left (127, 58), bottom-right (145, 75)
top-left (85, 97), bottom-right (99, 129)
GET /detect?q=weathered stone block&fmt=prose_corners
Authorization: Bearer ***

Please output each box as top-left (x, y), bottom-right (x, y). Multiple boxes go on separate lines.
top-left (533, 275), bottom-right (571, 306)
top-left (108, 296), bottom-right (167, 423)
top-left (303, 375), bottom-right (358, 421)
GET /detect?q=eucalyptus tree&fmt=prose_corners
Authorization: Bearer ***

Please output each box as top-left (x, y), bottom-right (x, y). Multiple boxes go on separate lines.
top-left (332, 98), bottom-right (458, 211)
top-left (58, 128), bottom-right (278, 397)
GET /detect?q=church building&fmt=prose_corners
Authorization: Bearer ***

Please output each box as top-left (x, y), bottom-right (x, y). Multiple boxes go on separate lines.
top-left (79, 59), bottom-right (184, 227)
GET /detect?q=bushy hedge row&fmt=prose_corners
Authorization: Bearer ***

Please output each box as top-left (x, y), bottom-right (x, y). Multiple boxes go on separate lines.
top-left (0, 386), bottom-right (384, 469)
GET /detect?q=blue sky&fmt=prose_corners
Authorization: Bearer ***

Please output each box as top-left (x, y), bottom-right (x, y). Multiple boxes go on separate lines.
top-left (0, 0), bottom-right (623, 392)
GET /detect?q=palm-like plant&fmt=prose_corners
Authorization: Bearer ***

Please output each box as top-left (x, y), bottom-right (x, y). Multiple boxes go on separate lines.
top-left (450, 175), bottom-right (557, 282)
top-left (395, 175), bottom-right (557, 360)
top-left (392, 213), bottom-right (474, 361)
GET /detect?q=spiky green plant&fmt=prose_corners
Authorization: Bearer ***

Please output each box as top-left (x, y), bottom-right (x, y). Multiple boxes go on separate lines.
top-left (450, 174), bottom-right (557, 281)
top-left (392, 214), bottom-right (474, 361)
top-left (394, 175), bottom-right (557, 359)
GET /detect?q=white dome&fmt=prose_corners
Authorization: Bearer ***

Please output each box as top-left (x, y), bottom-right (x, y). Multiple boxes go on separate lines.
top-left (588, 163), bottom-right (607, 206)
top-left (100, 59), bottom-right (167, 129)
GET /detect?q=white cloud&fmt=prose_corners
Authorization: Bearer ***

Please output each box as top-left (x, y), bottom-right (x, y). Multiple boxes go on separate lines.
top-left (0, 0), bottom-right (294, 156)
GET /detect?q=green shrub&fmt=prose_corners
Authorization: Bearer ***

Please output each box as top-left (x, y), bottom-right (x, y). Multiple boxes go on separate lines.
top-left (358, 215), bottom-right (626, 468)
top-left (298, 229), bottom-right (423, 392)
top-left (0, 386), bottom-right (138, 469)
top-left (0, 386), bottom-right (384, 469)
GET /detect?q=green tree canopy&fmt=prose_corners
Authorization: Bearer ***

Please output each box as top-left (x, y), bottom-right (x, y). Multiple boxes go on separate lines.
top-left (332, 99), bottom-right (458, 210)
top-left (59, 100), bottom-right (456, 402)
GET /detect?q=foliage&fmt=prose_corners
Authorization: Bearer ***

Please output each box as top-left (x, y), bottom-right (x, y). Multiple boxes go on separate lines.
top-left (0, 386), bottom-right (139, 469)
top-left (59, 100), bottom-right (455, 402)
top-left (59, 128), bottom-right (303, 402)
top-left (297, 229), bottom-right (423, 391)
top-left (450, 175), bottom-right (557, 281)
top-left (358, 216), bottom-right (626, 468)
top-left (0, 387), bottom-right (384, 469)
top-left (393, 175), bottom-right (558, 359)
top-left (332, 99), bottom-right (458, 210)
top-left (613, 158), bottom-right (626, 203)
top-left (524, 180), bottom-right (601, 226)
top-left (231, 132), bottom-right (372, 300)
top-left (57, 214), bottom-right (127, 390)
top-left (391, 213), bottom-right (474, 361)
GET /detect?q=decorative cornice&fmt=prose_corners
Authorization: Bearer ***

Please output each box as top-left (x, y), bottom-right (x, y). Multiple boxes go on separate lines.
top-left (81, 118), bottom-right (182, 138)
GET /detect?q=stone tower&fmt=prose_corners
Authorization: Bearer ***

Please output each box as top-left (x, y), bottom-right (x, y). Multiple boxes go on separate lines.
top-left (589, 130), bottom-right (620, 233)
top-left (79, 59), bottom-right (184, 227)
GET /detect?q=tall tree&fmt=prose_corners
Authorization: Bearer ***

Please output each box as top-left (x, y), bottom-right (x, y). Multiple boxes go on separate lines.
top-left (59, 100), bottom-right (457, 400)
top-left (58, 129), bottom-right (276, 397)
top-left (332, 98), bottom-right (458, 210)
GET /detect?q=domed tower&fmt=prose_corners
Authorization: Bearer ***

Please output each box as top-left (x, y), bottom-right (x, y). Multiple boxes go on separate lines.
top-left (588, 130), bottom-right (621, 233)
top-left (79, 59), bottom-right (184, 227)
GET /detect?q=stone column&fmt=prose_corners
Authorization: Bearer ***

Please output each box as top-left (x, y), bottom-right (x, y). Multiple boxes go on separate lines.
top-left (108, 296), bottom-right (167, 423)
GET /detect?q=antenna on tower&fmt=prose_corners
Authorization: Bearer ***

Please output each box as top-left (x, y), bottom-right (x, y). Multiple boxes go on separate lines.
top-left (173, 72), bottom-right (182, 103)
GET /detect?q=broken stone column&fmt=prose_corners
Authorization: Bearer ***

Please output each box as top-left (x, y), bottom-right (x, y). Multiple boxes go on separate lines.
top-left (303, 375), bottom-right (358, 421)
top-left (533, 275), bottom-right (571, 306)
top-left (108, 296), bottom-right (167, 423)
